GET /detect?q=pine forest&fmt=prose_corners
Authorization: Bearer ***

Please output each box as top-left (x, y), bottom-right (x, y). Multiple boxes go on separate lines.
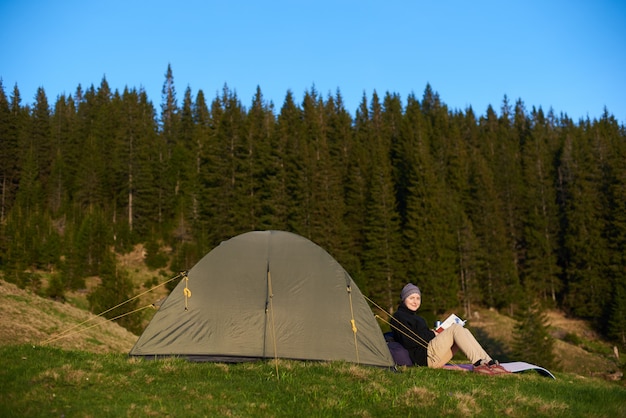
top-left (1, 65), bottom-right (625, 347)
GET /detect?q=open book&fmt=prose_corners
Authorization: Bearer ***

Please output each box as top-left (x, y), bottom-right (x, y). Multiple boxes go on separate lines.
top-left (434, 313), bottom-right (466, 334)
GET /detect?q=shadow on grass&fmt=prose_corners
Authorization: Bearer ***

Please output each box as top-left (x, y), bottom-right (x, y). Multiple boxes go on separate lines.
top-left (470, 327), bottom-right (513, 362)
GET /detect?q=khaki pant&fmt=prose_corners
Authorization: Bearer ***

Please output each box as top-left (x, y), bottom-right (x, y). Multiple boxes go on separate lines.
top-left (427, 323), bottom-right (492, 368)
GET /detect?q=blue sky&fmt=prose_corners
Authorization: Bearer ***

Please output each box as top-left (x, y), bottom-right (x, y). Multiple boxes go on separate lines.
top-left (1, 0), bottom-right (625, 123)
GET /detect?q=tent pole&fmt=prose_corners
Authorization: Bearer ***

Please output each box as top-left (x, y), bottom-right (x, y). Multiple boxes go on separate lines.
top-left (267, 268), bottom-right (280, 380)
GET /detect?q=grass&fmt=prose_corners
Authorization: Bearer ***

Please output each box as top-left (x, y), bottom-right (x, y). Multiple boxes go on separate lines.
top-left (1, 344), bottom-right (625, 418)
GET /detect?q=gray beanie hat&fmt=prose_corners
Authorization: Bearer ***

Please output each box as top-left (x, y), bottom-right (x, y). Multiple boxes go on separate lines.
top-left (401, 283), bottom-right (421, 301)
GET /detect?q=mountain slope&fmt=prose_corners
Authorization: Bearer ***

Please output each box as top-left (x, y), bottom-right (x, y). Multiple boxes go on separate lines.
top-left (467, 307), bottom-right (620, 378)
top-left (0, 279), bottom-right (137, 353)
top-left (1, 276), bottom-right (622, 381)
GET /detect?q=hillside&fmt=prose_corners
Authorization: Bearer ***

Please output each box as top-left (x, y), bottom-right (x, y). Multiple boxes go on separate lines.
top-left (0, 279), bottom-right (137, 353)
top-left (0, 244), bottom-right (622, 382)
top-left (468, 307), bottom-right (621, 379)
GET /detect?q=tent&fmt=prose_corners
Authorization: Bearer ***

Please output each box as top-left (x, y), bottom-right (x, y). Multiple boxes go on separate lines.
top-left (130, 230), bottom-right (394, 367)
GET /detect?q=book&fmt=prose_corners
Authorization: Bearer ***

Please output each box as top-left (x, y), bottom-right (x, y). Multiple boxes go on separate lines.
top-left (434, 313), bottom-right (466, 334)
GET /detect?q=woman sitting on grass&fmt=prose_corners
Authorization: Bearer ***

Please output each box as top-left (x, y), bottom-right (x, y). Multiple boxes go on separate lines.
top-left (390, 283), bottom-right (509, 375)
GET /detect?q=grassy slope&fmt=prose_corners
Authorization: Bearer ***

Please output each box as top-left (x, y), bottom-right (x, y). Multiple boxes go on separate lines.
top-left (1, 245), bottom-right (625, 417)
top-left (1, 275), bottom-right (621, 378)
top-left (0, 245), bottom-right (168, 354)
top-left (467, 308), bottom-right (620, 378)
top-left (1, 344), bottom-right (624, 418)
top-left (0, 244), bottom-right (623, 376)
top-left (0, 279), bottom-right (137, 353)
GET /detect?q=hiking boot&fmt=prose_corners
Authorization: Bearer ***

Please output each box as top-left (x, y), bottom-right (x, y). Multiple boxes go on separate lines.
top-left (473, 359), bottom-right (492, 367)
top-left (486, 360), bottom-right (510, 374)
top-left (473, 359), bottom-right (510, 375)
top-left (473, 363), bottom-right (496, 375)
top-left (472, 359), bottom-right (494, 375)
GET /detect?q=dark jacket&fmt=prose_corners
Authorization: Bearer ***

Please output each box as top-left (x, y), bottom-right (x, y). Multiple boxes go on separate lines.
top-left (391, 304), bottom-right (435, 366)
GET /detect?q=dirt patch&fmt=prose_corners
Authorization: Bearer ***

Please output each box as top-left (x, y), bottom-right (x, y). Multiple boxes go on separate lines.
top-left (117, 244), bottom-right (147, 268)
top-left (544, 310), bottom-right (602, 341)
top-left (467, 307), bottom-right (517, 347)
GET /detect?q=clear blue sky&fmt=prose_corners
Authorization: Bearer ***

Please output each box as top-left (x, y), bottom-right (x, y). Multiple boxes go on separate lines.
top-left (2, 0), bottom-right (625, 123)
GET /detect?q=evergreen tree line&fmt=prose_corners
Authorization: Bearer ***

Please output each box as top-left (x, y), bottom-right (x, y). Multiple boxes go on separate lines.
top-left (1, 66), bottom-right (625, 346)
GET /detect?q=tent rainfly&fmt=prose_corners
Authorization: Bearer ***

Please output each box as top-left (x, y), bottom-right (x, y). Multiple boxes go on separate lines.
top-left (129, 230), bottom-right (394, 367)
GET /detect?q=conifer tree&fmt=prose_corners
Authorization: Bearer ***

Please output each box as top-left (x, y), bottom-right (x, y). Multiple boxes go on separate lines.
top-left (116, 88), bottom-right (159, 244)
top-left (73, 132), bottom-right (104, 210)
top-left (160, 64), bottom-right (179, 144)
top-left (76, 206), bottom-right (114, 277)
top-left (177, 87), bottom-right (201, 235)
top-left (87, 250), bottom-right (141, 334)
top-left (512, 301), bottom-right (558, 369)
top-left (607, 278), bottom-right (626, 347)
top-left (390, 93), bottom-right (422, 227)
top-left (595, 111), bottom-right (626, 337)
top-left (200, 85), bottom-right (247, 242)
top-left (187, 89), bottom-right (212, 253)
top-left (471, 106), bottom-right (521, 309)
top-left (155, 64), bottom-right (180, 235)
top-left (456, 210), bottom-right (481, 318)
top-left (170, 86), bottom-right (196, 244)
top-left (74, 81), bottom-right (115, 211)
top-left (322, 90), bottom-right (356, 273)
top-left (492, 99), bottom-right (526, 310)
top-left (359, 92), bottom-right (402, 311)
top-left (4, 87), bottom-right (51, 282)
top-left (57, 218), bottom-right (86, 290)
top-left (520, 107), bottom-right (561, 303)
top-left (297, 88), bottom-right (321, 239)
top-left (401, 87), bottom-right (460, 314)
top-left (48, 94), bottom-right (78, 215)
top-left (454, 109), bottom-right (483, 316)
top-left (342, 94), bottom-right (370, 288)
top-left (301, 88), bottom-right (347, 255)
top-left (558, 121), bottom-right (610, 320)
top-left (245, 86), bottom-right (276, 231)
top-left (29, 87), bottom-right (53, 188)
top-left (198, 94), bottom-right (225, 246)
top-left (606, 194), bottom-right (626, 345)
top-left (0, 83), bottom-right (24, 224)
top-left (2, 88), bottom-right (60, 290)
top-left (99, 79), bottom-right (123, 212)
top-left (0, 83), bottom-right (14, 272)
top-left (274, 90), bottom-right (307, 234)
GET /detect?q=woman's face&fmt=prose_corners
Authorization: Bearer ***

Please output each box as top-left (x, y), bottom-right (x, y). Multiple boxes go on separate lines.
top-left (403, 293), bottom-right (421, 311)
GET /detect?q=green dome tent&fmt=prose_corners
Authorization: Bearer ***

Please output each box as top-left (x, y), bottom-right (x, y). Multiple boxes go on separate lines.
top-left (130, 230), bottom-right (394, 367)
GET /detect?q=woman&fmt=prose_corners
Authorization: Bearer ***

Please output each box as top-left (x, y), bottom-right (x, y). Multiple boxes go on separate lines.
top-left (390, 283), bottom-right (509, 374)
